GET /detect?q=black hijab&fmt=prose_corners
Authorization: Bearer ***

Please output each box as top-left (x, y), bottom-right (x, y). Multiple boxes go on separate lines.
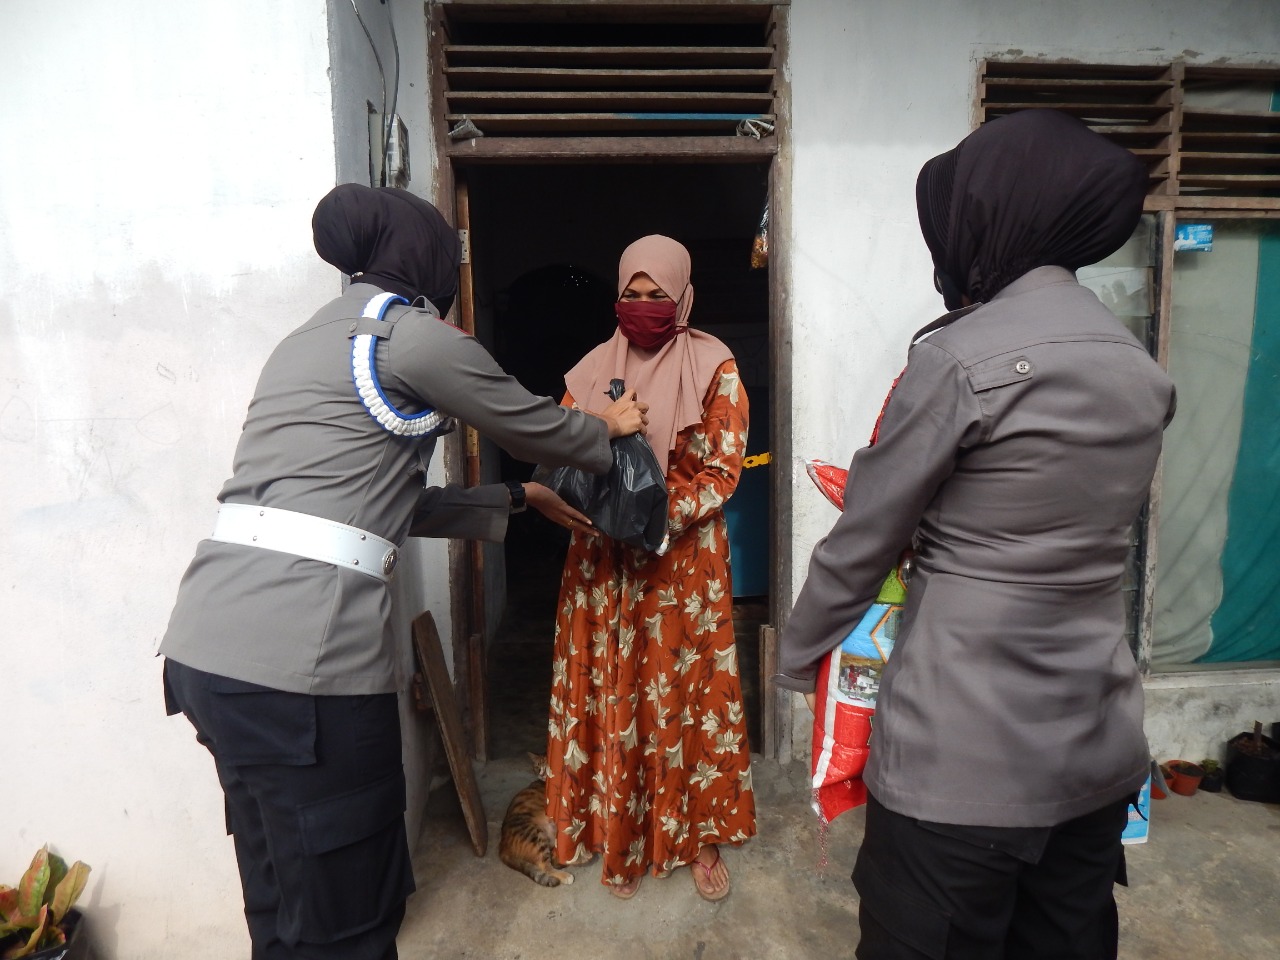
top-left (312, 183), bottom-right (462, 316)
top-left (916, 109), bottom-right (1147, 310)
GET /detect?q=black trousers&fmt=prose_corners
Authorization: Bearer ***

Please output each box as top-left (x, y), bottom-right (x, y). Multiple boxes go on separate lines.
top-left (164, 660), bottom-right (415, 960)
top-left (853, 793), bottom-right (1129, 960)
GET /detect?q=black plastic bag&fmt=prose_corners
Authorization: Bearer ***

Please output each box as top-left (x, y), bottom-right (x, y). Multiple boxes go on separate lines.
top-left (533, 379), bottom-right (669, 552)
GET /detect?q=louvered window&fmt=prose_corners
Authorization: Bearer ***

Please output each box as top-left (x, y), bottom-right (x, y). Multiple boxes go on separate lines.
top-left (431, 3), bottom-right (780, 157)
top-left (981, 61), bottom-right (1280, 676)
top-left (980, 61), bottom-right (1280, 210)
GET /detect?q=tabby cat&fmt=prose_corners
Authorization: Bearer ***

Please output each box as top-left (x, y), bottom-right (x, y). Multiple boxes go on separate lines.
top-left (499, 753), bottom-right (575, 887)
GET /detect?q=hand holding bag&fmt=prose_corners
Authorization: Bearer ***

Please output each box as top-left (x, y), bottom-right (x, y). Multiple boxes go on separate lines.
top-left (534, 379), bottom-right (669, 552)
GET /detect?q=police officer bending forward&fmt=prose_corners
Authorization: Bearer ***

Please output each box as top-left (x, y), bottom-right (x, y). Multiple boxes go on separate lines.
top-left (160, 184), bottom-right (647, 960)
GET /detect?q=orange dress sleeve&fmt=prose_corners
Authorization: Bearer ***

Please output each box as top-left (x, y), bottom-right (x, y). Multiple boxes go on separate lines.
top-left (663, 359), bottom-right (748, 544)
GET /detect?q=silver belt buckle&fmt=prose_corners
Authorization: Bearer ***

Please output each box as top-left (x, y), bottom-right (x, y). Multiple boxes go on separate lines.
top-left (382, 548), bottom-right (398, 576)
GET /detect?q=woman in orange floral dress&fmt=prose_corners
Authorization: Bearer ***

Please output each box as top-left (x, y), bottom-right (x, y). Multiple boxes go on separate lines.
top-left (544, 235), bottom-right (756, 901)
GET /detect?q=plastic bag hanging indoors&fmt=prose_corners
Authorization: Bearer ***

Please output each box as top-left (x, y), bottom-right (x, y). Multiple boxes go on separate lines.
top-left (533, 379), bottom-right (669, 552)
top-left (751, 199), bottom-right (769, 269)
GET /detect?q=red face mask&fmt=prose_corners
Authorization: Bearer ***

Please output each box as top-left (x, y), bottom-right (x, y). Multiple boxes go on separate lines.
top-left (615, 298), bottom-right (680, 350)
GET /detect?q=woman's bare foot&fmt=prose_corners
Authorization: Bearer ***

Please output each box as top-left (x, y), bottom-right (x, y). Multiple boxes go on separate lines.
top-left (690, 845), bottom-right (729, 901)
top-left (609, 874), bottom-right (642, 900)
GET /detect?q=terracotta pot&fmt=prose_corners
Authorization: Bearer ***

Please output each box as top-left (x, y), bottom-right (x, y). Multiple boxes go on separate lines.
top-left (1165, 760), bottom-right (1204, 796)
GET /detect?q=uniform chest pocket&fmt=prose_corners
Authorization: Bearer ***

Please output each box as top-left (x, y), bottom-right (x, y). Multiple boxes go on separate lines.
top-left (969, 355), bottom-right (1034, 393)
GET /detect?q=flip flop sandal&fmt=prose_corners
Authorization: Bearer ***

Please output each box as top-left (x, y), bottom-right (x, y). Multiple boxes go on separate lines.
top-left (690, 847), bottom-right (730, 902)
top-left (609, 875), bottom-right (643, 900)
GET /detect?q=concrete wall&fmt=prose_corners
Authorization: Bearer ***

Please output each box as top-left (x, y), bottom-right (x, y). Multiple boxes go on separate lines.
top-left (783, 0), bottom-right (1280, 756)
top-left (322, 0), bottom-right (452, 860)
top-left (0, 1), bottom-right (446, 957)
top-left (1145, 670), bottom-right (1280, 763)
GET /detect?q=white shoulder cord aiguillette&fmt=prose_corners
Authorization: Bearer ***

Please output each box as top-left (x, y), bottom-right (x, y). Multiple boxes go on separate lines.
top-left (352, 292), bottom-right (452, 438)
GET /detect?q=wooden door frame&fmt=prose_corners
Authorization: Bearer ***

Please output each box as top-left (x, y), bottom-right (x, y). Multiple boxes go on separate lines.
top-left (428, 0), bottom-right (794, 761)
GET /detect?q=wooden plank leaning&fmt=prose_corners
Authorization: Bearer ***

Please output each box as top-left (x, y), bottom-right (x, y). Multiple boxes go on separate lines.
top-left (412, 610), bottom-right (488, 858)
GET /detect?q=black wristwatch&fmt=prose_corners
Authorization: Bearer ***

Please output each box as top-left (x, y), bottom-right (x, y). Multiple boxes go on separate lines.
top-left (505, 480), bottom-right (527, 514)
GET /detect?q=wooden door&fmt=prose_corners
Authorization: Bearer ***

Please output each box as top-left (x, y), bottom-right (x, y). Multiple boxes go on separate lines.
top-left (453, 171), bottom-right (489, 761)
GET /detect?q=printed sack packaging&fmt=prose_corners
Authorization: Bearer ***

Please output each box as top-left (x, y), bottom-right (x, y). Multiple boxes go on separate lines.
top-left (804, 371), bottom-right (910, 825)
top-left (804, 459), bottom-right (849, 511)
top-left (808, 533), bottom-right (911, 824)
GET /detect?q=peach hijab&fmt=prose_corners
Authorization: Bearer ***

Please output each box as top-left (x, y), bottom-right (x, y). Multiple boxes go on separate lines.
top-left (565, 235), bottom-right (734, 461)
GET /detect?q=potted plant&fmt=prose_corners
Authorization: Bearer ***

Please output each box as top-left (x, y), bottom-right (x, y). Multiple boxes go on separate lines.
top-left (0, 846), bottom-right (90, 959)
top-left (1198, 758), bottom-right (1223, 793)
top-left (1226, 722), bottom-right (1280, 803)
top-left (1164, 760), bottom-right (1205, 796)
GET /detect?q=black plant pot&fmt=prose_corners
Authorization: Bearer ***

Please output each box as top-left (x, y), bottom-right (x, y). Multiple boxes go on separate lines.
top-left (26, 909), bottom-right (89, 960)
top-left (1199, 770), bottom-right (1223, 793)
top-left (1226, 733), bottom-right (1280, 804)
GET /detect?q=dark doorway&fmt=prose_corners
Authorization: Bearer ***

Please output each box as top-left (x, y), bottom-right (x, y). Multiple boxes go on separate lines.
top-left (464, 162), bottom-right (772, 759)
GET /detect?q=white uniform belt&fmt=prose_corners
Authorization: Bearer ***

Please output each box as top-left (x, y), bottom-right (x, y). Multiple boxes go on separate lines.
top-left (211, 503), bottom-right (398, 582)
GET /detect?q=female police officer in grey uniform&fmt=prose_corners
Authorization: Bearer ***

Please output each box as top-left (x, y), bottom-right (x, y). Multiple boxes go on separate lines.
top-left (160, 184), bottom-right (646, 959)
top-left (778, 111), bottom-right (1176, 958)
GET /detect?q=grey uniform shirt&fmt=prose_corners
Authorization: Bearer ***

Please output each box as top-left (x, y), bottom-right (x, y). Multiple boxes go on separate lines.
top-left (778, 267), bottom-right (1176, 827)
top-left (160, 283), bottom-right (611, 695)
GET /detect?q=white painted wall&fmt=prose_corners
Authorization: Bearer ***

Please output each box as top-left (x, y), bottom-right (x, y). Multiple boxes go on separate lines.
top-left (783, 0), bottom-right (1280, 754)
top-left (1144, 670), bottom-right (1280, 763)
top-left (1, 2), bottom-right (340, 957)
top-left (3, 1), bottom-right (452, 955)
top-left (322, 0), bottom-right (455, 857)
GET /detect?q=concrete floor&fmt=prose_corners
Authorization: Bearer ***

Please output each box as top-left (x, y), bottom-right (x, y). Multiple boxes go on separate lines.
top-left (398, 758), bottom-right (1280, 960)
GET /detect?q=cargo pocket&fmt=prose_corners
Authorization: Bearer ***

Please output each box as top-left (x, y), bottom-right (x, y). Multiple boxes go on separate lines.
top-left (853, 851), bottom-right (950, 959)
top-left (208, 687), bottom-right (316, 838)
top-left (287, 770), bottom-right (414, 944)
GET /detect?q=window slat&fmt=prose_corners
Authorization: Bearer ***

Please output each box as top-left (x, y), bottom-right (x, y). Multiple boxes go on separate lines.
top-left (1181, 152), bottom-right (1280, 166)
top-left (983, 101), bottom-right (1170, 120)
top-left (445, 67), bottom-right (775, 91)
top-left (1081, 124), bottom-right (1175, 138)
top-left (983, 61), bottom-right (1168, 79)
top-left (1178, 174), bottom-right (1280, 188)
top-left (1183, 131), bottom-right (1280, 143)
top-left (442, 135), bottom-right (777, 161)
top-left (440, 14), bottom-right (776, 140)
top-left (983, 78), bottom-right (1173, 96)
top-left (444, 44), bottom-right (774, 68)
top-left (446, 91), bottom-right (775, 113)
top-left (980, 58), bottom-right (1280, 207)
top-left (1183, 108), bottom-right (1280, 124)
top-left (445, 112), bottom-right (774, 135)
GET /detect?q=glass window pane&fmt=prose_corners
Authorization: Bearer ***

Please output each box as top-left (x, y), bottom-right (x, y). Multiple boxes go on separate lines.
top-left (1153, 219), bottom-right (1280, 668)
top-left (1080, 215), bottom-right (1158, 659)
top-left (1079, 214), bottom-right (1157, 349)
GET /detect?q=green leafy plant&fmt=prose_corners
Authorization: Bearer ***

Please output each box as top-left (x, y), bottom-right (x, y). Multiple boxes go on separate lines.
top-left (1200, 758), bottom-right (1221, 776)
top-left (0, 846), bottom-right (90, 958)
